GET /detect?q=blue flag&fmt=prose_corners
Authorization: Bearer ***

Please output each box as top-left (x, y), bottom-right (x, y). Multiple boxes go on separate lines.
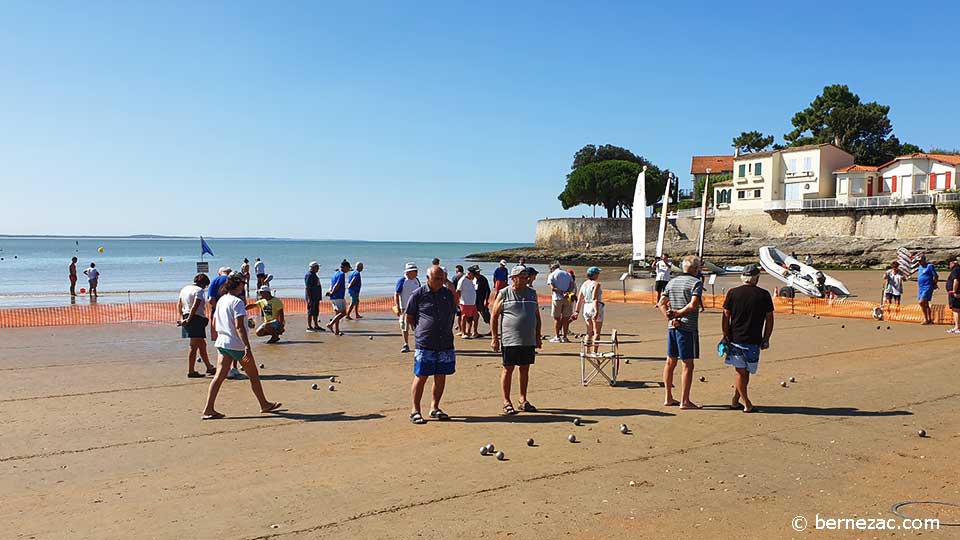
top-left (200, 237), bottom-right (214, 257)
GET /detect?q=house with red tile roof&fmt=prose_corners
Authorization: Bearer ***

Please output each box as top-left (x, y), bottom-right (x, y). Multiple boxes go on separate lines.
top-left (690, 155), bottom-right (734, 184)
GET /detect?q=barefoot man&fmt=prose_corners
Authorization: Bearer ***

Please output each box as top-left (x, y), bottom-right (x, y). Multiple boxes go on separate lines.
top-left (721, 264), bottom-right (774, 413)
top-left (657, 255), bottom-right (703, 410)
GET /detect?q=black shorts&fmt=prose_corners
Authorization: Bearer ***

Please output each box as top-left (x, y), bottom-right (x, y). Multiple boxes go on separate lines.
top-left (502, 345), bottom-right (536, 367)
top-left (307, 296), bottom-right (321, 316)
top-left (655, 280), bottom-right (668, 293)
top-left (181, 314), bottom-right (208, 339)
top-left (950, 296), bottom-right (960, 310)
top-left (885, 293), bottom-right (901, 303)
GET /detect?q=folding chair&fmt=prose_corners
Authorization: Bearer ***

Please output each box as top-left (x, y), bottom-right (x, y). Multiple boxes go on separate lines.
top-left (580, 329), bottom-right (620, 386)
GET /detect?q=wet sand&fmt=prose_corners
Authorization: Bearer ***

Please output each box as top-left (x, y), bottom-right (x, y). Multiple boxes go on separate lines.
top-left (2, 288), bottom-right (958, 539)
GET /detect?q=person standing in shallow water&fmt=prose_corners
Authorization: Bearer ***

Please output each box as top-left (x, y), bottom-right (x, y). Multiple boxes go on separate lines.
top-left (69, 257), bottom-right (78, 296)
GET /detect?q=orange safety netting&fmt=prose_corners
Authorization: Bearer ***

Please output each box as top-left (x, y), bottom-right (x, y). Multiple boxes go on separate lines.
top-left (0, 291), bottom-right (949, 329)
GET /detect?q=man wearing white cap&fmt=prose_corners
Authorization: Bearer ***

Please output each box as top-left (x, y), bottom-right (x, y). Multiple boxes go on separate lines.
top-left (246, 286), bottom-right (285, 344)
top-left (395, 262), bottom-right (421, 353)
top-left (493, 260), bottom-right (509, 292)
top-left (304, 262), bottom-right (323, 332)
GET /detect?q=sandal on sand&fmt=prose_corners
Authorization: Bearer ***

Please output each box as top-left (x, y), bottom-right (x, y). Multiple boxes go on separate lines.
top-left (518, 401), bottom-right (538, 412)
top-left (502, 403), bottom-right (518, 416)
top-left (410, 412), bottom-right (427, 425)
top-left (187, 372), bottom-right (205, 378)
top-left (201, 412), bottom-right (225, 420)
top-left (429, 409), bottom-right (450, 421)
top-left (205, 367), bottom-right (217, 375)
top-left (261, 402), bottom-right (282, 413)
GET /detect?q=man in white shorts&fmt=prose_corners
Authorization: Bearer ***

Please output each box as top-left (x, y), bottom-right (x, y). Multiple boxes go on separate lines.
top-left (547, 262), bottom-right (574, 342)
top-left (395, 262), bottom-right (421, 353)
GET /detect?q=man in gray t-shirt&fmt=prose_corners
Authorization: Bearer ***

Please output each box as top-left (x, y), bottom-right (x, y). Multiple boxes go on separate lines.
top-left (491, 266), bottom-right (542, 415)
top-left (656, 255), bottom-right (704, 410)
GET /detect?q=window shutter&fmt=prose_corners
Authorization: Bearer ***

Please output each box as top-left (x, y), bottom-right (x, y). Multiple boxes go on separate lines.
top-left (891, 175), bottom-right (897, 193)
top-left (947, 171), bottom-right (954, 189)
top-left (867, 178), bottom-right (873, 197)
top-left (929, 172), bottom-right (936, 191)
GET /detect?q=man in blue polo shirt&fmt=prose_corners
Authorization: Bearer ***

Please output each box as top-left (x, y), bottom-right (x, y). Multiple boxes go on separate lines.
top-left (346, 261), bottom-right (363, 320)
top-left (917, 254), bottom-right (939, 325)
top-left (326, 260), bottom-right (349, 335)
top-left (405, 264), bottom-right (457, 425)
top-left (493, 259), bottom-right (509, 292)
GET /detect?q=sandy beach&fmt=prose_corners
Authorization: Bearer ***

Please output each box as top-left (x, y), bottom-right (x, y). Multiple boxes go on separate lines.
top-left (3, 273), bottom-right (959, 539)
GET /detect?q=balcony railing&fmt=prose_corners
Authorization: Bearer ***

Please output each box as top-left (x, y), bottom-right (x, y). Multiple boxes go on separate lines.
top-left (763, 193), bottom-right (940, 212)
top-left (670, 207), bottom-right (716, 219)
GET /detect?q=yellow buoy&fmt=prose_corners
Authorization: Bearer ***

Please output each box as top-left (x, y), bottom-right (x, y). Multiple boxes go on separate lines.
top-left (159, 257), bottom-right (163, 262)
top-left (97, 246), bottom-right (104, 253)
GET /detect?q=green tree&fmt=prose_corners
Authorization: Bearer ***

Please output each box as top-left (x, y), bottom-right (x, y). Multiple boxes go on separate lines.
top-left (559, 145), bottom-right (670, 217)
top-left (694, 173), bottom-right (732, 202)
top-left (732, 131), bottom-right (774, 155)
top-left (784, 84), bottom-right (920, 165)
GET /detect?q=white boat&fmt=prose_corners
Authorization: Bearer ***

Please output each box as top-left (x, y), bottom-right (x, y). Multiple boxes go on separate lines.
top-left (758, 246), bottom-right (851, 298)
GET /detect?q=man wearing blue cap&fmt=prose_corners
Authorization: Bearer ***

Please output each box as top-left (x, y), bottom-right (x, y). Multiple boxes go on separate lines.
top-left (721, 264), bottom-right (775, 413)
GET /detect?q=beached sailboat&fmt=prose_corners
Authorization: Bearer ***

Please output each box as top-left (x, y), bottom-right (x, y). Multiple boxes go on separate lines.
top-left (696, 180), bottom-right (725, 275)
top-left (629, 166), bottom-right (647, 275)
top-left (758, 246), bottom-right (851, 298)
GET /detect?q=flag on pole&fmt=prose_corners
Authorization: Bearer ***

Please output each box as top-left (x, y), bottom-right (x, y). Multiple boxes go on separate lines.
top-left (200, 237), bottom-right (214, 257)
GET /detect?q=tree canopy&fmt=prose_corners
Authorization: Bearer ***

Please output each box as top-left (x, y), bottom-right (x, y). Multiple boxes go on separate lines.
top-left (732, 131), bottom-right (774, 155)
top-left (783, 84), bottom-right (920, 165)
top-left (558, 144), bottom-right (670, 218)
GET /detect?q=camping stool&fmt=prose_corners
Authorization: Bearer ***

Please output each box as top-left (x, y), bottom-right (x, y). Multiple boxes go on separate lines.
top-left (580, 329), bottom-right (620, 386)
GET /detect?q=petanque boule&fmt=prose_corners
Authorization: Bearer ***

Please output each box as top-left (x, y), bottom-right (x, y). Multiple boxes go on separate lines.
top-left (328, 385), bottom-right (335, 391)
top-left (526, 438), bottom-right (535, 446)
top-left (329, 376), bottom-right (336, 382)
top-left (259, 363), bottom-right (265, 369)
top-left (780, 381), bottom-right (787, 387)
top-left (789, 376), bottom-right (796, 383)
top-left (573, 418), bottom-right (581, 426)
top-left (619, 424), bottom-right (629, 434)
top-left (918, 429), bottom-right (926, 438)
top-left (699, 376), bottom-right (705, 382)
top-left (567, 434), bottom-right (576, 443)
top-left (480, 446), bottom-right (489, 456)
top-left (311, 383), bottom-right (319, 390)
top-left (486, 443), bottom-right (495, 453)
top-left (495, 451), bottom-right (505, 461)
top-left (369, 336), bottom-right (374, 340)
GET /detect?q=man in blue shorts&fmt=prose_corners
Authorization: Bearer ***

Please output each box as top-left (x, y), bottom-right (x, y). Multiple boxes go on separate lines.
top-left (326, 260), bottom-right (349, 335)
top-left (404, 265), bottom-right (457, 425)
top-left (917, 254), bottom-right (938, 325)
top-left (721, 264), bottom-right (774, 413)
top-left (657, 255), bottom-right (703, 410)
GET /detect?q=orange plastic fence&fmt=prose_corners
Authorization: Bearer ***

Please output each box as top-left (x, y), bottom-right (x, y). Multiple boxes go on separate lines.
top-left (0, 291), bottom-right (948, 329)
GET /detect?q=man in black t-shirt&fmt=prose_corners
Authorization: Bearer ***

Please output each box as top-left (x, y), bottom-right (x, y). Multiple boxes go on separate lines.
top-left (721, 264), bottom-right (775, 413)
top-left (946, 258), bottom-right (960, 333)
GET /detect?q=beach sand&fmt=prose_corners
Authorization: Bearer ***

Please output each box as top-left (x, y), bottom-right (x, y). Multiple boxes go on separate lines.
top-left (2, 283), bottom-right (958, 538)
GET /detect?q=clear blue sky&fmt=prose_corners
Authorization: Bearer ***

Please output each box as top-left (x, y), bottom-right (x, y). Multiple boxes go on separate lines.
top-left (2, 1), bottom-right (957, 242)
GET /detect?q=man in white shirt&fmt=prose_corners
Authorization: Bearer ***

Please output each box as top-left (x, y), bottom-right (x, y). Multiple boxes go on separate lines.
top-left (547, 262), bottom-right (575, 342)
top-left (456, 267), bottom-right (479, 338)
top-left (655, 254), bottom-right (672, 302)
top-left (254, 258), bottom-right (266, 288)
top-left (395, 263), bottom-right (422, 353)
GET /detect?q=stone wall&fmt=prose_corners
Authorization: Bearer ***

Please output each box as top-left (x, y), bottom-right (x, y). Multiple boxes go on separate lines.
top-left (536, 208), bottom-right (959, 248)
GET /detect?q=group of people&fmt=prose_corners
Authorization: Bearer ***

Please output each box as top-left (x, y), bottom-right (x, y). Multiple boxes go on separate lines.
top-left (68, 257), bottom-right (100, 298)
top-left (304, 260), bottom-right (365, 334)
top-left (886, 253), bottom-right (960, 331)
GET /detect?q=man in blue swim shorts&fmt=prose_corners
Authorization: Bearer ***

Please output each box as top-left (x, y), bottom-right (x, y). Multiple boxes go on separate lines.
top-left (721, 264), bottom-right (775, 413)
top-left (916, 254), bottom-right (939, 325)
top-left (404, 265), bottom-right (457, 425)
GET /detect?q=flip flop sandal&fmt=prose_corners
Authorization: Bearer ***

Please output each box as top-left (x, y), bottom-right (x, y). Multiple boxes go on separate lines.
top-left (261, 402), bottom-right (282, 413)
top-left (518, 401), bottom-right (538, 412)
top-left (187, 372), bottom-right (205, 378)
top-left (205, 367), bottom-right (217, 375)
top-left (429, 409), bottom-right (450, 421)
top-left (502, 403), bottom-right (518, 416)
top-left (410, 412), bottom-right (427, 425)
top-left (201, 412), bottom-right (225, 420)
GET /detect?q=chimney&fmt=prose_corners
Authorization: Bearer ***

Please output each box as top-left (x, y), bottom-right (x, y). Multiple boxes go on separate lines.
top-left (734, 148), bottom-right (740, 158)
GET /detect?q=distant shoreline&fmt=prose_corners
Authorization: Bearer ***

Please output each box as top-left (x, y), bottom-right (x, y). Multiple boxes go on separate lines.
top-left (0, 235), bottom-right (526, 243)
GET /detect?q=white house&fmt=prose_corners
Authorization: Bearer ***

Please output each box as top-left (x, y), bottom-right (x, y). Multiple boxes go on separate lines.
top-left (834, 164), bottom-right (879, 201)
top-left (715, 143), bottom-right (854, 212)
top-left (878, 153), bottom-right (959, 197)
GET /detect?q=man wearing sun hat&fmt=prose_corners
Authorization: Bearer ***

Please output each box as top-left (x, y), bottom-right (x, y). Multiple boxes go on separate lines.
top-left (247, 286), bottom-right (285, 344)
top-left (395, 262), bottom-right (422, 353)
top-left (721, 264), bottom-right (774, 413)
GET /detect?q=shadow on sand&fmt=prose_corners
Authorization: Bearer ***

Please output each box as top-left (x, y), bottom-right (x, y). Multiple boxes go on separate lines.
top-left (228, 411), bottom-right (386, 422)
top-left (453, 407), bottom-right (673, 424)
top-left (258, 373), bottom-right (337, 381)
top-left (746, 405), bottom-right (912, 417)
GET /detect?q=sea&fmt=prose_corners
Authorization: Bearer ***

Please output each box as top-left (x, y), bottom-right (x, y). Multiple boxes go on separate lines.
top-left (0, 238), bottom-right (523, 308)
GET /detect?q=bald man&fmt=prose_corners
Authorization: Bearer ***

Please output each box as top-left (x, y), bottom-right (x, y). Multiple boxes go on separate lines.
top-left (404, 265), bottom-right (457, 424)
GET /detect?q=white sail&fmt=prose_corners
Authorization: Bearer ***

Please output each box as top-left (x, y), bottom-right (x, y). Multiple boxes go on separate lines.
top-left (655, 173), bottom-right (672, 257)
top-left (696, 179), bottom-right (709, 258)
top-left (631, 166), bottom-right (647, 262)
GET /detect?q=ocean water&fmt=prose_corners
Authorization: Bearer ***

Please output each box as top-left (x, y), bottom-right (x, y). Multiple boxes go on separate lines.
top-left (0, 238), bottom-right (524, 308)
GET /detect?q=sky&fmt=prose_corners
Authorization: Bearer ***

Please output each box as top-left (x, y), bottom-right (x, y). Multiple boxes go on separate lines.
top-left (1, 1), bottom-right (958, 242)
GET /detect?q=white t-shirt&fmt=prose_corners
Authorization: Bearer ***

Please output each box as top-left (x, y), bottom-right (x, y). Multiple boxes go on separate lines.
top-left (179, 284), bottom-right (206, 317)
top-left (396, 277), bottom-right (421, 310)
top-left (85, 268), bottom-right (100, 281)
top-left (254, 261), bottom-right (265, 274)
top-left (655, 260), bottom-right (671, 282)
top-left (457, 275), bottom-right (477, 305)
top-left (214, 294), bottom-right (248, 350)
top-left (547, 269), bottom-right (574, 301)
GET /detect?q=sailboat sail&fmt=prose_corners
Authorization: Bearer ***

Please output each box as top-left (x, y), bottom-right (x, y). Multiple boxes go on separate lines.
top-left (631, 167), bottom-right (647, 262)
top-left (696, 180), bottom-right (709, 258)
top-left (655, 174), bottom-right (671, 257)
